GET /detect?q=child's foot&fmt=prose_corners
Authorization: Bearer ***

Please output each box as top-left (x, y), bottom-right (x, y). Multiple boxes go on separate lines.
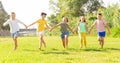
top-left (39, 48), bottom-right (42, 50)
top-left (14, 47), bottom-right (17, 50)
top-left (80, 46), bottom-right (83, 48)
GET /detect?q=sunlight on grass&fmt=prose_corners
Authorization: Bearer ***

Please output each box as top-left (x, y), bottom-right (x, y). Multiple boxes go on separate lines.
top-left (0, 36), bottom-right (120, 63)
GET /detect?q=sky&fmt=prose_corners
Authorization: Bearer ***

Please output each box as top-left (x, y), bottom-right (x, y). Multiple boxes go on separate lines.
top-left (0, 0), bottom-right (120, 28)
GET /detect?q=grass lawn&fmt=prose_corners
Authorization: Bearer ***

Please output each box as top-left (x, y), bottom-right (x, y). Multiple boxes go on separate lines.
top-left (0, 36), bottom-right (120, 63)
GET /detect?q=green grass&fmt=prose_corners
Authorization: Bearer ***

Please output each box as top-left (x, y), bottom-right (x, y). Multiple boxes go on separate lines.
top-left (0, 36), bottom-right (120, 63)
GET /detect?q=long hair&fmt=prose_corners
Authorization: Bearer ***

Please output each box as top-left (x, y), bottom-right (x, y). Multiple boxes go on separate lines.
top-left (79, 16), bottom-right (86, 22)
top-left (63, 17), bottom-right (68, 22)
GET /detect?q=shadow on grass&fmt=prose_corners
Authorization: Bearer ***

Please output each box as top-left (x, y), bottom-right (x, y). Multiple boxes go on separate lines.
top-left (52, 48), bottom-right (58, 51)
top-left (106, 48), bottom-right (120, 51)
top-left (43, 51), bottom-right (69, 55)
top-left (82, 48), bottom-right (120, 52)
top-left (83, 48), bottom-right (107, 52)
top-left (23, 49), bottom-right (39, 52)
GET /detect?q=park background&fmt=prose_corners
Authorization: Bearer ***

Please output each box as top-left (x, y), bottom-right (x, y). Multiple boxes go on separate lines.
top-left (0, 0), bottom-right (120, 63)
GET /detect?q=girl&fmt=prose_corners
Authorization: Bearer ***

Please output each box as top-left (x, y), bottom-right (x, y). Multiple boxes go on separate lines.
top-left (50, 17), bottom-right (73, 48)
top-left (74, 16), bottom-right (88, 48)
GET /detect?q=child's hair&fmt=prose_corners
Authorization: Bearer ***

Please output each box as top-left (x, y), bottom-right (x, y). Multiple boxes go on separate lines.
top-left (79, 16), bottom-right (86, 22)
top-left (63, 17), bottom-right (68, 22)
top-left (98, 13), bottom-right (102, 16)
top-left (11, 12), bottom-right (15, 14)
top-left (41, 12), bottom-right (47, 16)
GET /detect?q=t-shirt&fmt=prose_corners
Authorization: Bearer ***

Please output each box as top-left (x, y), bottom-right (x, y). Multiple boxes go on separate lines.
top-left (3, 19), bottom-right (24, 33)
top-left (36, 19), bottom-right (47, 32)
top-left (94, 19), bottom-right (107, 32)
top-left (60, 23), bottom-right (69, 33)
top-left (78, 22), bottom-right (86, 33)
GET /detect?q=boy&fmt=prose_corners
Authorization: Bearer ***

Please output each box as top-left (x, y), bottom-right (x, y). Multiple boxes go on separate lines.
top-left (3, 12), bottom-right (27, 50)
top-left (27, 12), bottom-right (51, 50)
top-left (88, 13), bottom-right (110, 48)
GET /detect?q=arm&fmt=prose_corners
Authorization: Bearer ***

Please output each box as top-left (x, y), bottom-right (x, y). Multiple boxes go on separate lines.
top-left (3, 20), bottom-right (9, 26)
top-left (27, 21), bottom-right (37, 28)
top-left (46, 24), bottom-right (51, 29)
top-left (85, 23), bottom-right (88, 33)
top-left (17, 20), bottom-right (27, 29)
top-left (73, 22), bottom-right (80, 32)
top-left (50, 23), bottom-right (61, 31)
top-left (105, 23), bottom-right (110, 34)
top-left (88, 21), bottom-right (96, 34)
top-left (67, 24), bottom-right (74, 33)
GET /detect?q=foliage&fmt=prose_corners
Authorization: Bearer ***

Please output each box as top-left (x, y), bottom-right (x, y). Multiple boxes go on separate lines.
top-left (0, 1), bottom-right (9, 30)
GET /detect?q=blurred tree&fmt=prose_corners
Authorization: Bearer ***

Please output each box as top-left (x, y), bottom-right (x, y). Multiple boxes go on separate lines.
top-left (0, 1), bottom-right (9, 30)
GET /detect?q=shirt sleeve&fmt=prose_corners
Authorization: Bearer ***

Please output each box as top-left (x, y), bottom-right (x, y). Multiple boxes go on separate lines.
top-left (3, 19), bottom-right (10, 26)
top-left (44, 20), bottom-right (47, 24)
top-left (16, 19), bottom-right (25, 24)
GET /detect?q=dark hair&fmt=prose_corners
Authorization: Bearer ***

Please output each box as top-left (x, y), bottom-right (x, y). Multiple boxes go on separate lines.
top-left (11, 12), bottom-right (15, 14)
top-left (64, 17), bottom-right (68, 22)
top-left (79, 16), bottom-right (86, 22)
top-left (98, 13), bottom-right (102, 16)
top-left (41, 12), bottom-right (47, 16)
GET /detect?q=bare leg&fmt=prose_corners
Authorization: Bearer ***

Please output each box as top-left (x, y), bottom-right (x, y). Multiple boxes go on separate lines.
top-left (39, 36), bottom-right (43, 50)
top-left (13, 37), bottom-right (17, 50)
top-left (62, 38), bottom-right (65, 48)
top-left (42, 39), bottom-right (46, 48)
top-left (98, 37), bottom-right (103, 48)
top-left (101, 37), bottom-right (104, 48)
top-left (65, 35), bottom-right (68, 48)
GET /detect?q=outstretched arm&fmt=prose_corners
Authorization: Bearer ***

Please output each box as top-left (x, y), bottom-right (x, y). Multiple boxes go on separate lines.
top-left (27, 21), bottom-right (37, 28)
top-left (3, 20), bottom-right (9, 26)
top-left (88, 21), bottom-right (96, 34)
top-left (46, 24), bottom-right (51, 29)
top-left (73, 22), bottom-right (80, 32)
top-left (105, 23), bottom-right (110, 34)
top-left (86, 23), bottom-right (88, 33)
top-left (50, 23), bottom-right (61, 31)
top-left (67, 24), bottom-right (74, 33)
top-left (18, 20), bottom-right (27, 29)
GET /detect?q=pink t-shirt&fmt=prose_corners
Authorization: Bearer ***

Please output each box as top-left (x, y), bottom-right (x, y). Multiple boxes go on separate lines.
top-left (94, 19), bottom-right (107, 32)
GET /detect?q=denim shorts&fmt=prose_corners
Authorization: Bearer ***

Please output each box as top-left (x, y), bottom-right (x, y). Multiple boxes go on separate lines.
top-left (98, 31), bottom-right (105, 37)
top-left (60, 32), bottom-right (69, 39)
top-left (11, 31), bottom-right (19, 38)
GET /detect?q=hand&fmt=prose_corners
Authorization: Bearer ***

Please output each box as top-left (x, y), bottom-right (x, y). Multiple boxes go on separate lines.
top-left (108, 31), bottom-right (110, 34)
top-left (88, 31), bottom-right (91, 34)
top-left (25, 25), bottom-right (27, 29)
top-left (49, 28), bottom-right (53, 32)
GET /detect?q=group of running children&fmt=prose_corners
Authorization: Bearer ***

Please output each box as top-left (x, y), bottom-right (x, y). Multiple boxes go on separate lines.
top-left (3, 12), bottom-right (110, 50)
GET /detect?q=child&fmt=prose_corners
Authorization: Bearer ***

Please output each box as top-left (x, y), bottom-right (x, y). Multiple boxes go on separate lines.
top-left (74, 16), bottom-right (88, 48)
top-left (27, 12), bottom-right (51, 50)
top-left (3, 12), bottom-right (27, 50)
top-left (88, 13), bottom-right (110, 48)
top-left (50, 17), bottom-right (73, 48)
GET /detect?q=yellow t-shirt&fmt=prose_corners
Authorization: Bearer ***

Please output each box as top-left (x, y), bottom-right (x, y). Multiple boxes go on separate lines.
top-left (36, 19), bottom-right (47, 32)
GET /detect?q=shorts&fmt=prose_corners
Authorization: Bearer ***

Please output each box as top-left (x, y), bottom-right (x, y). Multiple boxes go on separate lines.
top-left (98, 31), bottom-right (105, 37)
top-left (38, 31), bottom-right (44, 36)
top-left (11, 31), bottom-right (19, 38)
top-left (61, 32), bottom-right (69, 39)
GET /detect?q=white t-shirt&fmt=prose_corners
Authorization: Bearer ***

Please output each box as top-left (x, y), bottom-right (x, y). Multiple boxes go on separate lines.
top-left (3, 19), bottom-right (24, 33)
